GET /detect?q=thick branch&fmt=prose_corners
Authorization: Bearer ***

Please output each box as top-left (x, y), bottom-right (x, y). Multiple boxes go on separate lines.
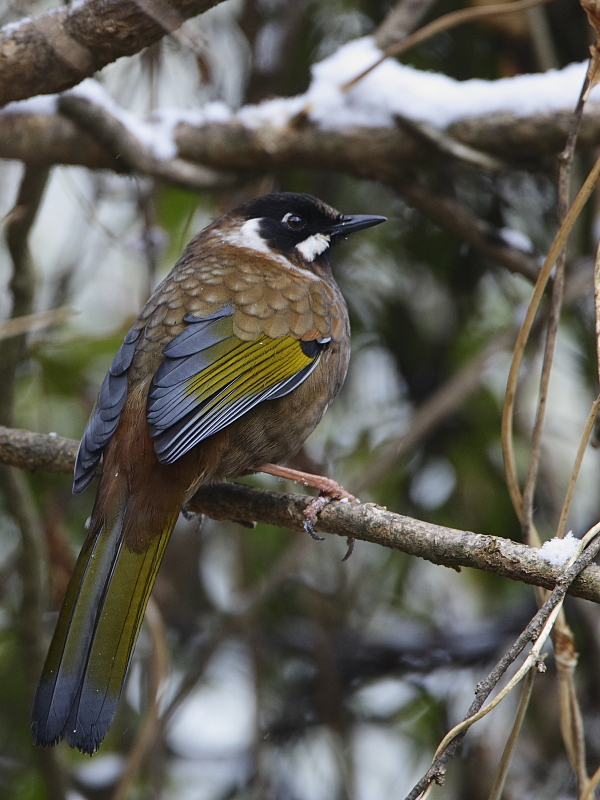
top-left (57, 92), bottom-right (239, 191)
top-left (3, 103), bottom-right (600, 173)
top-left (0, 0), bottom-right (226, 107)
top-left (2, 97), bottom-right (598, 178)
top-left (2, 425), bottom-right (600, 604)
top-left (0, 104), bottom-right (542, 282)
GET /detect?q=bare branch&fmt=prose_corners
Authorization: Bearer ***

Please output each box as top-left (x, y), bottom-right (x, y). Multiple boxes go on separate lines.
top-left (2, 425), bottom-right (600, 604)
top-left (0, 425), bottom-right (79, 474)
top-left (374, 0), bottom-right (438, 50)
top-left (0, 0), bottom-right (227, 107)
top-left (58, 92), bottom-right (240, 191)
top-left (0, 306), bottom-right (75, 341)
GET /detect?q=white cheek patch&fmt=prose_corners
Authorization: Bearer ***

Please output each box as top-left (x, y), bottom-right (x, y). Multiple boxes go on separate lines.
top-left (222, 217), bottom-right (324, 279)
top-left (224, 217), bottom-right (272, 255)
top-left (296, 232), bottom-right (331, 262)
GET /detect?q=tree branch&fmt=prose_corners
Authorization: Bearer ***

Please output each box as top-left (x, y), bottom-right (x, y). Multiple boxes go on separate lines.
top-left (0, 102), bottom-right (543, 282)
top-left (0, 0), bottom-right (227, 107)
top-left (57, 91), bottom-right (240, 191)
top-left (1, 425), bottom-right (600, 604)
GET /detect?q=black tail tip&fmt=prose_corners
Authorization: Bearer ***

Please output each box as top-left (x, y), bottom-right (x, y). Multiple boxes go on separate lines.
top-left (32, 719), bottom-right (105, 756)
top-left (32, 681), bottom-right (113, 755)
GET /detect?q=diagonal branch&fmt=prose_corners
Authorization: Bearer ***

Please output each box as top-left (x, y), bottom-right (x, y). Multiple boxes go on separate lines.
top-left (58, 91), bottom-right (240, 191)
top-left (0, 0), bottom-right (227, 107)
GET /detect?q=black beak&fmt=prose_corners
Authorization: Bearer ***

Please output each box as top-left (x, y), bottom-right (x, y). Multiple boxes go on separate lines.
top-left (328, 214), bottom-right (387, 238)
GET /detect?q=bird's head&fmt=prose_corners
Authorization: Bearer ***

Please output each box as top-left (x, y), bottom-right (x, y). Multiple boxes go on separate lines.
top-left (221, 192), bottom-right (386, 268)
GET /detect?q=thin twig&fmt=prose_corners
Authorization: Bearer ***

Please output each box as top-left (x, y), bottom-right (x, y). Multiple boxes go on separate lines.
top-left (501, 149), bottom-right (600, 516)
top-left (581, 762), bottom-right (600, 800)
top-left (0, 306), bottom-right (75, 341)
top-left (374, 0), bottom-right (438, 50)
top-left (556, 396), bottom-right (600, 539)
top-left (520, 48), bottom-right (591, 546)
top-left (502, 58), bottom-right (593, 793)
top-left (487, 666), bottom-right (537, 800)
top-left (404, 523), bottom-right (600, 800)
top-left (112, 597), bottom-right (169, 800)
top-left (342, 0), bottom-right (553, 91)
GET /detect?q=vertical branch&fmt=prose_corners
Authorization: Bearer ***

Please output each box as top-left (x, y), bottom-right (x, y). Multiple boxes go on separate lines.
top-left (520, 61), bottom-right (589, 546)
top-left (112, 597), bottom-right (169, 800)
top-left (487, 667), bottom-right (537, 800)
top-left (517, 55), bottom-right (600, 796)
top-left (0, 165), bottom-right (66, 798)
top-left (595, 238), bottom-right (600, 387)
top-left (0, 466), bottom-right (68, 799)
top-left (137, 182), bottom-right (161, 301)
top-left (0, 165), bottom-right (50, 424)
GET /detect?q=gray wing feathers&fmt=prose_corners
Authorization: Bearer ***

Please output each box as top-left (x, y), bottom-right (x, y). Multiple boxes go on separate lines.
top-left (73, 327), bottom-right (142, 493)
top-left (151, 359), bottom-right (319, 464)
top-left (147, 308), bottom-right (235, 434)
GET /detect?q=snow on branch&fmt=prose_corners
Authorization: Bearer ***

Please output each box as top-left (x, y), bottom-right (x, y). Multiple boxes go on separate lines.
top-left (1, 424), bottom-right (600, 604)
top-left (0, 0), bottom-right (226, 107)
top-left (2, 35), bottom-right (600, 175)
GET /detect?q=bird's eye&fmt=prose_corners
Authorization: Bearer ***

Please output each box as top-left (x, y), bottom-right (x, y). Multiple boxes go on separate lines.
top-left (283, 213), bottom-right (305, 230)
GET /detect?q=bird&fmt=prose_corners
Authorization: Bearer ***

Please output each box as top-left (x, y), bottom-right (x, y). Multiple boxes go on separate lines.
top-left (31, 192), bottom-right (386, 755)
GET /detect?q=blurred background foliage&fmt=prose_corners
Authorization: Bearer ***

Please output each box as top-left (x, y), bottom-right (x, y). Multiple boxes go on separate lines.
top-left (1, 0), bottom-right (600, 798)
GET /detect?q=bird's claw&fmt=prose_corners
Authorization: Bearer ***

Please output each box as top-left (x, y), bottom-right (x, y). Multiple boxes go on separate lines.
top-left (342, 537), bottom-right (355, 561)
top-left (303, 495), bottom-right (328, 541)
top-left (302, 491), bottom-right (357, 559)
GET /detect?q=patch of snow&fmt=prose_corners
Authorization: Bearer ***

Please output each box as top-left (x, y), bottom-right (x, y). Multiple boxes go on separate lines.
top-left (156, 101), bottom-right (233, 129)
top-left (65, 0), bottom-right (90, 14)
top-left (0, 16), bottom-right (33, 35)
top-left (2, 95), bottom-right (57, 115)
top-left (233, 38), bottom-right (600, 132)
top-left (1, 0), bottom-right (88, 37)
top-left (304, 37), bottom-right (600, 130)
top-left (498, 228), bottom-right (535, 253)
top-left (238, 95), bottom-right (306, 129)
top-left (538, 532), bottom-right (579, 565)
top-left (2, 35), bottom-right (598, 150)
top-left (71, 79), bottom-right (178, 160)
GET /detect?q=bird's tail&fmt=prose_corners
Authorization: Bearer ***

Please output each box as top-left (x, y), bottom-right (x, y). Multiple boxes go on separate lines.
top-left (32, 488), bottom-right (177, 755)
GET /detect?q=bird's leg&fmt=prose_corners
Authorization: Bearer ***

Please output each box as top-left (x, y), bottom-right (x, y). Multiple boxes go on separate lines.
top-left (259, 463), bottom-right (357, 559)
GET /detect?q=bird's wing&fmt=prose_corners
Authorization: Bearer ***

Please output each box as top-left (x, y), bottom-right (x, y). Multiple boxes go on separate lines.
top-left (73, 326), bottom-right (143, 493)
top-left (147, 305), bottom-right (328, 464)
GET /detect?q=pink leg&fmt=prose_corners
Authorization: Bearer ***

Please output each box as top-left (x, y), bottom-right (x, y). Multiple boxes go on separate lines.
top-left (260, 463), bottom-right (357, 560)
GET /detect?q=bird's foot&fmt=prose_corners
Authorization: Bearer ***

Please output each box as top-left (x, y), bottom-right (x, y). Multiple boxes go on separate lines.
top-left (259, 463), bottom-right (357, 559)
